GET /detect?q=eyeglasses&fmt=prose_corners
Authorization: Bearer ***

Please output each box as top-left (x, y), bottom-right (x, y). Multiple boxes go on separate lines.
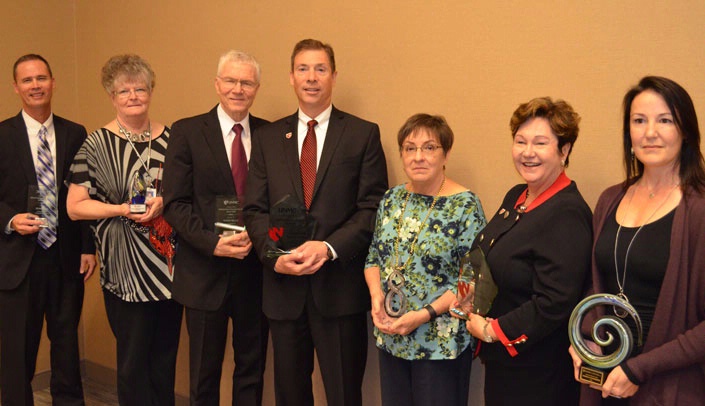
top-left (114, 87), bottom-right (150, 99)
top-left (217, 76), bottom-right (258, 92)
top-left (401, 144), bottom-right (443, 156)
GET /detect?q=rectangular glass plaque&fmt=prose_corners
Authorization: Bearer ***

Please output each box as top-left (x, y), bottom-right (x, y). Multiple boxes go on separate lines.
top-left (27, 185), bottom-right (48, 227)
top-left (215, 195), bottom-right (242, 234)
top-left (266, 194), bottom-right (316, 258)
top-left (27, 185), bottom-right (42, 216)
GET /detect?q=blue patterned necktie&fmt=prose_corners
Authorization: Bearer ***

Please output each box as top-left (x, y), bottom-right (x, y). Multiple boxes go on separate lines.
top-left (36, 125), bottom-right (58, 249)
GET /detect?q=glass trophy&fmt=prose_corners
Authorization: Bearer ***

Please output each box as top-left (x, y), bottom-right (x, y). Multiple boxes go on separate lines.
top-left (265, 194), bottom-right (316, 258)
top-left (27, 185), bottom-right (49, 227)
top-left (568, 294), bottom-right (643, 387)
top-left (129, 172), bottom-right (148, 213)
top-left (215, 195), bottom-right (243, 235)
top-left (451, 247), bottom-right (498, 319)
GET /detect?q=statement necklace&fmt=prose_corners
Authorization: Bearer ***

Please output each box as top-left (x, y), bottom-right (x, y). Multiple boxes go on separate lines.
top-left (117, 118), bottom-right (151, 142)
top-left (612, 181), bottom-right (678, 317)
top-left (384, 177), bottom-right (445, 317)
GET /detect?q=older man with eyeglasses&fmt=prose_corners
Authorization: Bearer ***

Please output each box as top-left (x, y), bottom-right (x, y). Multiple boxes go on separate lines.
top-left (163, 50), bottom-right (270, 406)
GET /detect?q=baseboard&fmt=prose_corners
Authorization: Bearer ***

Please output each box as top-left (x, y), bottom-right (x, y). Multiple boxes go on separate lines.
top-left (29, 360), bottom-right (188, 406)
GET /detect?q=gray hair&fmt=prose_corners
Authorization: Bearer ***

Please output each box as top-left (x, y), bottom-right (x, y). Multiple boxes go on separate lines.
top-left (217, 50), bottom-right (261, 82)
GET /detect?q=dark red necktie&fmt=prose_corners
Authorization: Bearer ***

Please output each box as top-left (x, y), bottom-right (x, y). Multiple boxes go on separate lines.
top-left (231, 123), bottom-right (247, 197)
top-left (300, 120), bottom-right (317, 209)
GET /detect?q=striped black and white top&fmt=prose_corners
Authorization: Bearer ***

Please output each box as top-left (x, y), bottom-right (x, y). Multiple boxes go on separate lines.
top-left (68, 127), bottom-right (172, 302)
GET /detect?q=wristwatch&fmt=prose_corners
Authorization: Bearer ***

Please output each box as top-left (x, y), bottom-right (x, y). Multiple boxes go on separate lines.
top-left (326, 244), bottom-right (334, 260)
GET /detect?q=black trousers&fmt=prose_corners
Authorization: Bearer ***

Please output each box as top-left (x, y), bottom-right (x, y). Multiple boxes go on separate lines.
top-left (268, 292), bottom-right (368, 406)
top-left (102, 289), bottom-right (182, 406)
top-left (0, 244), bottom-right (84, 406)
top-left (378, 344), bottom-right (473, 406)
top-left (484, 359), bottom-right (579, 406)
top-left (184, 271), bottom-right (269, 406)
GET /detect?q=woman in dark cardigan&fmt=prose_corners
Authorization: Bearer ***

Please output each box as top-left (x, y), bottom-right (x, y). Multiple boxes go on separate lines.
top-left (570, 76), bottom-right (705, 405)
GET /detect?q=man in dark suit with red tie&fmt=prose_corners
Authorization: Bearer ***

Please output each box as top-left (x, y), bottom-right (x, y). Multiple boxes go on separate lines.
top-left (0, 54), bottom-right (96, 405)
top-left (163, 50), bottom-right (269, 406)
top-left (244, 39), bottom-right (389, 405)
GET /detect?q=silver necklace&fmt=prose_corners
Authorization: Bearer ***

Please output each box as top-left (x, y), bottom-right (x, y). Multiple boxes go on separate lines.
top-left (612, 181), bottom-right (678, 317)
top-left (117, 118), bottom-right (151, 142)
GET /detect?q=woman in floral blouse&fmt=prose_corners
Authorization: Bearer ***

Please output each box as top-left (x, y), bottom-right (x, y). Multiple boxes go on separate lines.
top-left (364, 113), bottom-right (486, 405)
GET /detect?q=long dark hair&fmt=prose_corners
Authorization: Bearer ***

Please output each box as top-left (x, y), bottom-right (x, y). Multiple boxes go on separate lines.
top-left (622, 76), bottom-right (705, 193)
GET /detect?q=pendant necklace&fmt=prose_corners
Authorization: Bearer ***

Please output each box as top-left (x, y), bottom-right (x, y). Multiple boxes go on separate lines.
top-left (384, 176), bottom-right (445, 317)
top-left (613, 181), bottom-right (678, 317)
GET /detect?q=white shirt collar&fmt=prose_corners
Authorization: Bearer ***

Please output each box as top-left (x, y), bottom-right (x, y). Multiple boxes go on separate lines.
top-left (217, 104), bottom-right (250, 138)
top-left (297, 104), bottom-right (332, 127)
top-left (22, 110), bottom-right (54, 135)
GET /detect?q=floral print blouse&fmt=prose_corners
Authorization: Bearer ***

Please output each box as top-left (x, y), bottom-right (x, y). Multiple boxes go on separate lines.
top-left (365, 184), bottom-right (486, 360)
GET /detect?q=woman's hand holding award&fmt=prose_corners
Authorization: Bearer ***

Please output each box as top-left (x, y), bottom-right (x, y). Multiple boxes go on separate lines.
top-left (568, 294), bottom-right (643, 387)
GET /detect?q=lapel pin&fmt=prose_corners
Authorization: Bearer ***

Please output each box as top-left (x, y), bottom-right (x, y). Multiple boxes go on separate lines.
top-left (285, 132), bottom-right (292, 139)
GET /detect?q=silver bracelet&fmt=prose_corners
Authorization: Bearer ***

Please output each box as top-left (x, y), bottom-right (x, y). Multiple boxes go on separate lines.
top-left (482, 320), bottom-right (494, 343)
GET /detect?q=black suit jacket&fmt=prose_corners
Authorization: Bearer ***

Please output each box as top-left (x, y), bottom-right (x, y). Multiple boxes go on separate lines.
top-left (163, 106), bottom-right (269, 311)
top-left (0, 112), bottom-right (94, 289)
top-left (244, 106), bottom-right (388, 320)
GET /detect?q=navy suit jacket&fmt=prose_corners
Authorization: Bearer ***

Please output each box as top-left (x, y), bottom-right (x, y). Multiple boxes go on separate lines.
top-left (244, 106), bottom-right (388, 320)
top-left (0, 112), bottom-right (94, 289)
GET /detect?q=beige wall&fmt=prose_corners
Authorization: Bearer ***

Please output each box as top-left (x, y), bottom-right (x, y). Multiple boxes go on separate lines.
top-left (2, 0), bottom-right (705, 404)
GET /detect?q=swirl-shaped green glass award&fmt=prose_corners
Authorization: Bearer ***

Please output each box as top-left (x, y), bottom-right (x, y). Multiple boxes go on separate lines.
top-left (568, 294), bottom-right (643, 386)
